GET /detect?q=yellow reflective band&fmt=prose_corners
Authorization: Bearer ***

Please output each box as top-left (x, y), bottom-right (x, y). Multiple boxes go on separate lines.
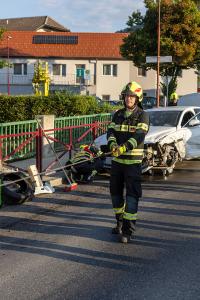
top-left (114, 125), bottom-right (121, 131)
top-left (128, 138), bottom-right (137, 148)
top-left (73, 154), bottom-right (92, 161)
top-left (73, 154), bottom-right (91, 160)
top-left (120, 125), bottom-right (129, 132)
top-left (123, 149), bottom-right (144, 156)
top-left (113, 205), bottom-right (125, 214)
top-left (75, 151), bottom-right (91, 157)
top-left (137, 123), bottom-right (149, 131)
top-left (114, 125), bottom-right (137, 132)
top-left (123, 212), bottom-right (137, 220)
top-left (113, 158), bottom-right (142, 164)
top-left (108, 122), bottom-right (115, 129)
top-left (108, 136), bottom-right (116, 142)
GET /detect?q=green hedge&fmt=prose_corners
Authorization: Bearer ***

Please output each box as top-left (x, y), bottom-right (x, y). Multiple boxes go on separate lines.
top-left (0, 92), bottom-right (120, 122)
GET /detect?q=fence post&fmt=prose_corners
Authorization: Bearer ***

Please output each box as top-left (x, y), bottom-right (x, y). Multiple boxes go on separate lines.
top-left (0, 123), bottom-right (3, 206)
top-left (92, 121), bottom-right (98, 141)
top-left (36, 125), bottom-right (42, 173)
top-left (36, 115), bottom-right (55, 172)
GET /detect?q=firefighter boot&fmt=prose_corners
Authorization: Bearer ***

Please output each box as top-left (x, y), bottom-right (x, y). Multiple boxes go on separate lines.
top-left (119, 219), bottom-right (136, 243)
top-left (112, 214), bottom-right (123, 234)
top-left (120, 234), bottom-right (131, 244)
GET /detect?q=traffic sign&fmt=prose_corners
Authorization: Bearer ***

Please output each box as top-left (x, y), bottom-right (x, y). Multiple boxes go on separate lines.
top-left (146, 56), bottom-right (172, 63)
top-left (84, 69), bottom-right (90, 80)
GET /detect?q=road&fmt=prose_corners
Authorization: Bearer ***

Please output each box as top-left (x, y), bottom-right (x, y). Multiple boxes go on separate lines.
top-left (0, 161), bottom-right (200, 300)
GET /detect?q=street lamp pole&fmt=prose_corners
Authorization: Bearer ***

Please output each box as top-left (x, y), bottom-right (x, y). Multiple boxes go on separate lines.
top-left (7, 35), bottom-right (12, 95)
top-left (156, 0), bottom-right (161, 107)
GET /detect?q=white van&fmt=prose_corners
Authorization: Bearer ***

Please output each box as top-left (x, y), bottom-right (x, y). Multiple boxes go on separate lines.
top-left (178, 93), bottom-right (200, 106)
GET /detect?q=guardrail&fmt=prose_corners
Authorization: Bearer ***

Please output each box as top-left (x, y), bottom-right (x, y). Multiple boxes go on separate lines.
top-left (0, 113), bottom-right (112, 162)
top-left (0, 120), bottom-right (37, 160)
top-left (0, 73), bottom-right (95, 86)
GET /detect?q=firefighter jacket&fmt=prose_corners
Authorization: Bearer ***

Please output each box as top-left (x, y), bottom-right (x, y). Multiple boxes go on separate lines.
top-left (107, 107), bottom-right (149, 164)
top-left (70, 149), bottom-right (95, 166)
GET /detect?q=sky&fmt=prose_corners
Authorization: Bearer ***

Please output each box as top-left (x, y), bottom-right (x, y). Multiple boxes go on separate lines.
top-left (0, 0), bottom-right (145, 32)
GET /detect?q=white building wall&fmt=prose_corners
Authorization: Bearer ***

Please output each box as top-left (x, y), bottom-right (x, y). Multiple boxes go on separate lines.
top-left (95, 60), bottom-right (130, 100)
top-left (0, 57), bottom-right (198, 98)
top-left (129, 64), bottom-right (157, 97)
top-left (176, 69), bottom-right (197, 96)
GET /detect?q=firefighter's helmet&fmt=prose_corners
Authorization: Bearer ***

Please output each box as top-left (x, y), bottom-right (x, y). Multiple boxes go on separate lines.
top-left (80, 144), bottom-right (99, 154)
top-left (121, 81), bottom-right (143, 102)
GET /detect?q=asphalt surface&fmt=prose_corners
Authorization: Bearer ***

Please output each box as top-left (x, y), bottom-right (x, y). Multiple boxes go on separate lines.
top-left (0, 161), bottom-right (200, 300)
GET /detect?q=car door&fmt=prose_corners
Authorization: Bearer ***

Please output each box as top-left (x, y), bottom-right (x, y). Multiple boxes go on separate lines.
top-left (185, 109), bottom-right (200, 159)
top-left (176, 110), bottom-right (195, 140)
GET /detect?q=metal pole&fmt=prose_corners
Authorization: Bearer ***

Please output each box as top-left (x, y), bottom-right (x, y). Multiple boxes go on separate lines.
top-left (166, 74), bottom-right (169, 106)
top-left (36, 126), bottom-right (43, 173)
top-left (156, 0), bottom-right (161, 107)
top-left (7, 36), bottom-right (10, 96)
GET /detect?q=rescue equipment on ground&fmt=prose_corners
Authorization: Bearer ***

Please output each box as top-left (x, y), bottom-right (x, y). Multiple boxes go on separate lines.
top-left (36, 118), bottom-right (78, 192)
top-left (28, 165), bottom-right (55, 195)
top-left (66, 144), bottom-right (105, 184)
top-left (1, 171), bottom-right (34, 205)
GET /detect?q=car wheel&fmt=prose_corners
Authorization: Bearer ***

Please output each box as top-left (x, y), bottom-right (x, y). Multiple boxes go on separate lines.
top-left (1, 172), bottom-right (34, 205)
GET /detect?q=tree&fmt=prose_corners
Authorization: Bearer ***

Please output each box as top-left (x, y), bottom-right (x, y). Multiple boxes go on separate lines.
top-left (120, 0), bottom-right (200, 100)
top-left (116, 11), bottom-right (144, 32)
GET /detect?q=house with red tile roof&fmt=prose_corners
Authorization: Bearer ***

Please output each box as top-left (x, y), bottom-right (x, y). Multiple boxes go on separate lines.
top-left (0, 31), bottom-right (197, 99)
top-left (0, 16), bottom-right (70, 32)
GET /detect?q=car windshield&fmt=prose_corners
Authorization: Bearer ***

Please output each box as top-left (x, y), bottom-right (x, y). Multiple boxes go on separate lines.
top-left (148, 110), bottom-right (181, 127)
top-left (194, 109), bottom-right (200, 121)
top-left (143, 97), bottom-right (157, 109)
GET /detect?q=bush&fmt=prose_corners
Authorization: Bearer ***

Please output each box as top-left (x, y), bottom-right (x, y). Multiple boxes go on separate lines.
top-left (0, 92), bottom-right (117, 122)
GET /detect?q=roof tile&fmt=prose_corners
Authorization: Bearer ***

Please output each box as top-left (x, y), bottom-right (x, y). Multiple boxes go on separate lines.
top-left (0, 31), bottom-right (128, 59)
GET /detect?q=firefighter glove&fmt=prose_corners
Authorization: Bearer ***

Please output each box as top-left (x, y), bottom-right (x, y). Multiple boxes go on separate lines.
top-left (112, 144), bottom-right (127, 157)
top-left (110, 143), bottom-right (118, 152)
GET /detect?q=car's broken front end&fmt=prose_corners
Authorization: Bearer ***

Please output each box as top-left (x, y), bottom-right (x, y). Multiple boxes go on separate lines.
top-left (143, 139), bottom-right (186, 176)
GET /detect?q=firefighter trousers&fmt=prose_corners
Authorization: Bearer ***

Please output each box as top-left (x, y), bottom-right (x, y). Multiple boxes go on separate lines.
top-left (110, 161), bottom-right (142, 236)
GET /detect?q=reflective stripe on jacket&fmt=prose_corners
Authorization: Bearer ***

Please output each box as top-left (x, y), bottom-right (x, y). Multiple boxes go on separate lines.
top-left (107, 107), bottom-right (149, 164)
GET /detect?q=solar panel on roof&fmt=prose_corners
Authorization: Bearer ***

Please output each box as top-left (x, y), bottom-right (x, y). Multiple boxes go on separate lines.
top-left (33, 35), bottom-right (78, 44)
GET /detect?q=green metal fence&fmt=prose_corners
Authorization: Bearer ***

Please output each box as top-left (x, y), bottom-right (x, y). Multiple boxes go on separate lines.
top-left (0, 120), bottom-right (37, 160)
top-left (54, 113), bottom-right (112, 149)
top-left (0, 113), bottom-right (112, 161)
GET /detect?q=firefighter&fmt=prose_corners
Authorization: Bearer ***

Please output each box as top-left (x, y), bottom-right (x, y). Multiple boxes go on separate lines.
top-left (107, 81), bottom-right (149, 243)
top-left (66, 144), bottom-right (104, 183)
top-left (169, 91), bottom-right (178, 106)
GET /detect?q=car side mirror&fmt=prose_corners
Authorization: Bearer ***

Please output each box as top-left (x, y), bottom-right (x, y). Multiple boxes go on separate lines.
top-left (188, 119), bottom-right (200, 127)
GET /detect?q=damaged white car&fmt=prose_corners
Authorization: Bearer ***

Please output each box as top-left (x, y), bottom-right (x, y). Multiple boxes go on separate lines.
top-left (93, 106), bottom-right (200, 176)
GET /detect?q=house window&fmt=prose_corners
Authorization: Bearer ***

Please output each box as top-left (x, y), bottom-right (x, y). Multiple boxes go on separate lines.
top-left (62, 64), bottom-right (66, 76)
top-left (13, 63), bottom-right (27, 75)
top-left (138, 67), bottom-right (146, 77)
top-left (52, 64), bottom-right (66, 76)
top-left (103, 64), bottom-right (118, 76)
top-left (113, 64), bottom-right (117, 76)
top-left (102, 95), bottom-right (110, 101)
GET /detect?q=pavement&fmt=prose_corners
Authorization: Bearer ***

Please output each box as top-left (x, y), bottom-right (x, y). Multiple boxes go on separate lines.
top-left (0, 160), bottom-right (199, 299)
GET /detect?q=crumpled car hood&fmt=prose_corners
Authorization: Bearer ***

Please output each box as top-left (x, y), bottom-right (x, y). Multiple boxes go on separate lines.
top-left (145, 126), bottom-right (176, 144)
top-left (94, 126), bottom-right (177, 148)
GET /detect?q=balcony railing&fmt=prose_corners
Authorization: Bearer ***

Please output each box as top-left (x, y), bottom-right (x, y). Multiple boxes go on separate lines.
top-left (0, 73), bottom-right (95, 86)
